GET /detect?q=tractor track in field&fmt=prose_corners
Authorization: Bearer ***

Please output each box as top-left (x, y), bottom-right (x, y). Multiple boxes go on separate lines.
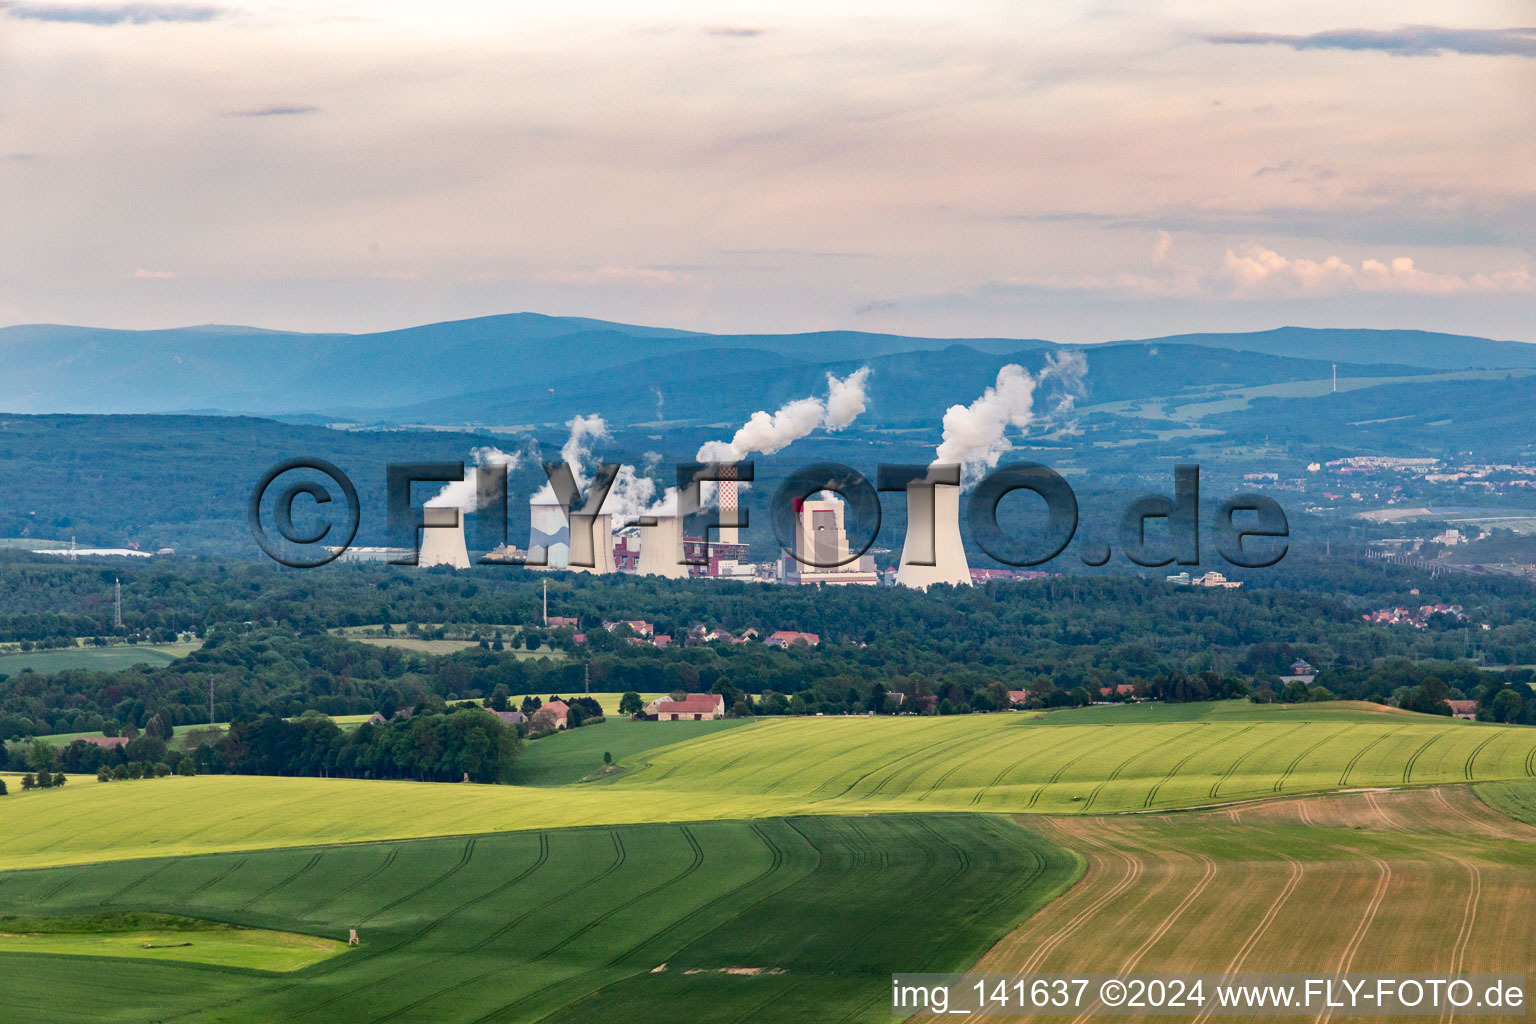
top-left (1338, 728), bottom-right (1402, 787)
top-left (1081, 726), bottom-right (1200, 811)
top-left (1011, 821), bottom-right (1145, 975)
top-left (1272, 731), bottom-right (1338, 793)
top-left (1315, 854), bottom-right (1392, 1024)
top-left (100, 856), bottom-right (179, 905)
top-left (1440, 852), bottom-right (1482, 1024)
top-left (297, 845), bottom-right (399, 917)
top-left (1143, 725), bottom-right (1256, 808)
top-left (238, 851), bottom-right (323, 910)
top-left (968, 729), bottom-right (1081, 806)
top-left (1463, 734), bottom-right (1501, 781)
top-left (1025, 731), bottom-right (1129, 809)
top-left (1189, 853), bottom-right (1305, 1024)
top-left (466, 823), bottom-right (818, 1024)
top-left (1065, 839), bottom-right (1219, 1024)
top-left (179, 855), bottom-right (250, 902)
top-left (912, 729), bottom-right (1027, 804)
top-left (1209, 724), bottom-right (1306, 800)
top-left (1402, 733), bottom-right (1446, 784)
top-left (224, 834), bottom-right (560, 1024)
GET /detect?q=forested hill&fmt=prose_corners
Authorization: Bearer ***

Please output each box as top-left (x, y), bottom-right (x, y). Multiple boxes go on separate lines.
top-left (1, 314), bottom-right (1524, 418)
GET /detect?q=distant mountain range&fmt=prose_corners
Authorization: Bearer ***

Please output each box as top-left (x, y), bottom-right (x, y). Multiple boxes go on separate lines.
top-left (1, 314), bottom-right (1531, 424)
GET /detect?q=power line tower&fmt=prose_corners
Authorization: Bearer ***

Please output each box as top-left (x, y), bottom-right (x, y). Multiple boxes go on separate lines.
top-left (113, 578), bottom-right (123, 631)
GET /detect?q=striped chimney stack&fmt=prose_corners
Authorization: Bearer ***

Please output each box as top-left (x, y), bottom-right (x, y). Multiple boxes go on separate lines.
top-left (717, 466), bottom-right (739, 544)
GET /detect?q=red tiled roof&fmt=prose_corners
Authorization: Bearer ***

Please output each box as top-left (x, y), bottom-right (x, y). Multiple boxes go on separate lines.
top-left (544, 700), bottom-right (570, 715)
top-left (766, 630), bottom-right (819, 646)
top-left (655, 694), bottom-right (724, 715)
top-left (79, 736), bottom-right (129, 748)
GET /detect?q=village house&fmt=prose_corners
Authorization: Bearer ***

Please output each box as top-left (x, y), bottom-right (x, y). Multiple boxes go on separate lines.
top-left (490, 710), bottom-right (528, 726)
top-left (535, 699), bottom-right (570, 731)
top-left (646, 693), bottom-right (727, 721)
top-left (764, 630), bottom-right (819, 648)
top-left (546, 616), bottom-right (579, 628)
top-left (1006, 690), bottom-right (1032, 706)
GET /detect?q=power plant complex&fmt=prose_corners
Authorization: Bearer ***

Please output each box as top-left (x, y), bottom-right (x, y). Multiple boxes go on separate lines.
top-left (411, 477), bottom-right (977, 589)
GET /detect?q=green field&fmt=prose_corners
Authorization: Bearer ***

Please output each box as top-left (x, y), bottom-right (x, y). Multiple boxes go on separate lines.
top-left (5, 702), bottom-right (1535, 870)
top-left (0, 815), bottom-right (1078, 1024)
top-left (0, 643), bottom-right (196, 676)
top-left (515, 716), bottom-right (749, 786)
top-left (0, 912), bottom-right (345, 972)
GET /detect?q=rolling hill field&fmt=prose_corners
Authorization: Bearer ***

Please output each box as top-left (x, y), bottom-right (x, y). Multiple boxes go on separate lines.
top-left (0, 815), bottom-right (1078, 1024)
top-left (919, 785), bottom-right (1536, 1024)
top-left (4, 703), bottom-right (1535, 869)
top-left (2, 703), bottom-right (1534, 1023)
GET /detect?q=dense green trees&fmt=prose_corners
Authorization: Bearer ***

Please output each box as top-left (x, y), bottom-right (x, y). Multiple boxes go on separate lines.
top-left (192, 707), bottom-right (519, 783)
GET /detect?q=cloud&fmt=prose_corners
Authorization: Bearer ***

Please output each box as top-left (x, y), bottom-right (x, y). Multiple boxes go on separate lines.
top-left (129, 268), bottom-right (175, 278)
top-left (1151, 230), bottom-right (1173, 265)
top-left (1206, 25), bottom-right (1536, 59)
top-left (1, 2), bottom-right (224, 25)
top-left (705, 25), bottom-right (766, 38)
top-left (226, 106), bottom-right (319, 118)
top-left (533, 266), bottom-right (683, 287)
top-left (1221, 243), bottom-right (1536, 295)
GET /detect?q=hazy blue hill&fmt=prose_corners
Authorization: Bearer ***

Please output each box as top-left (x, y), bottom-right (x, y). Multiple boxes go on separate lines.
top-left (1131, 326), bottom-right (1536, 371)
top-left (381, 341), bottom-right (1428, 428)
top-left (1204, 373), bottom-right (1536, 456)
top-left (0, 314), bottom-right (1519, 418)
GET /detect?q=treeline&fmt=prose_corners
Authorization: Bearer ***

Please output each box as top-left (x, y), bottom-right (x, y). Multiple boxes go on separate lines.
top-left (195, 707), bottom-right (520, 782)
top-left (5, 706), bottom-right (520, 784)
top-left (4, 611), bottom-right (1534, 741)
top-left (6, 555), bottom-right (1536, 673)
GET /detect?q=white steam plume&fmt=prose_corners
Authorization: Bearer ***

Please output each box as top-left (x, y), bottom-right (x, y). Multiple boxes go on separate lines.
top-left (531, 414), bottom-right (610, 503)
top-left (426, 446), bottom-right (524, 510)
top-left (933, 353), bottom-right (1087, 482)
top-left (695, 367), bottom-right (872, 462)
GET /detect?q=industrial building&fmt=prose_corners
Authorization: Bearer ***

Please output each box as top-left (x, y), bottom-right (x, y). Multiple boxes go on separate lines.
top-left (780, 495), bottom-right (878, 586)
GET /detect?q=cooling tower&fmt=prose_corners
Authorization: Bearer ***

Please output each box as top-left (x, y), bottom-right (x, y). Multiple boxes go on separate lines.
top-left (636, 515), bottom-right (687, 579)
top-left (528, 498), bottom-right (570, 569)
top-left (567, 512), bottom-right (617, 574)
top-left (894, 481), bottom-right (971, 590)
top-left (418, 506), bottom-right (471, 569)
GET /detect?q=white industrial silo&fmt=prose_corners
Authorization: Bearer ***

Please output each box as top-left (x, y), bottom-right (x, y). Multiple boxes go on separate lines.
top-left (895, 481), bottom-right (971, 589)
top-left (417, 506), bottom-right (471, 569)
top-left (568, 512), bottom-right (617, 574)
top-left (528, 497), bottom-right (570, 570)
top-left (636, 515), bottom-right (687, 579)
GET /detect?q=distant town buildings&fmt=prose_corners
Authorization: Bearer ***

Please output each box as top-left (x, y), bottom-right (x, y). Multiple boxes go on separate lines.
top-left (1361, 603), bottom-right (1467, 628)
top-left (1166, 571), bottom-right (1242, 589)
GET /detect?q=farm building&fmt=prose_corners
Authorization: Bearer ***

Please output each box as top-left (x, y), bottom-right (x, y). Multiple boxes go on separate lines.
top-left (1006, 690), bottom-right (1031, 705)
top-left (537, 700), bottom-right (570, 730)
top-left (1447, 699), bottom-right (1478, 721)
top-left (647, 693), bottom-right (727, 721)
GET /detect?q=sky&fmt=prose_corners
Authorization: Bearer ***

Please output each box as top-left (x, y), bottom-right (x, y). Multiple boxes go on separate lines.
top-left (1, 0), bottom-right (1533, 342)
